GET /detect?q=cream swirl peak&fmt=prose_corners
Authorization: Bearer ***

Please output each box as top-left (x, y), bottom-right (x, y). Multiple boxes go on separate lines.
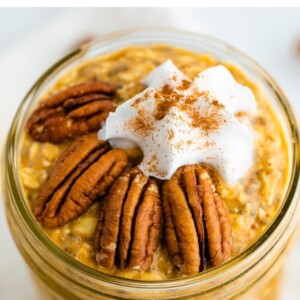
top-left (99, 60), bottom-right (256, 184)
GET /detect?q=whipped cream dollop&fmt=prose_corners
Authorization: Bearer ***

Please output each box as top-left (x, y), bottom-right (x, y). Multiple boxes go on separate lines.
top-left (99, 60), bottom-right (256, 184)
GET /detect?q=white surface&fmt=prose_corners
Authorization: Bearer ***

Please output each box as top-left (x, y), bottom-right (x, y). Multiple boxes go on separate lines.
top-left (0, 8), bottom-right (299, 299)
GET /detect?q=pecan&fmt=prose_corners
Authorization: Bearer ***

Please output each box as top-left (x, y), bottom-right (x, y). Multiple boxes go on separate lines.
top-left (27, 82), bottom-right (116, 143)
top-left (94, 168), bottom-right (161, 271)
top-left (34, 133), bottom-right (129, 228)
top-left (162, 165), bottom-right (232, 275)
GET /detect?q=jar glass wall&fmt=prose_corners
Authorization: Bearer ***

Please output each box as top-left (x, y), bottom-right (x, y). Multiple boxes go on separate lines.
top-left (3, 29), bottom-right (300, 299)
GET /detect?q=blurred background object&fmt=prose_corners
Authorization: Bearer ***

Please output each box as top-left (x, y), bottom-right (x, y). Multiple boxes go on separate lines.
top-left (0, 8), bottom-right (299, 300)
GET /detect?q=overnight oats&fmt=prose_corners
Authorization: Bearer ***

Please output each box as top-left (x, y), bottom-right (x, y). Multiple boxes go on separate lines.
top-left (20, 45), bottom-right (288, 278)
top-left (4, 30), bottom-right (300, 299)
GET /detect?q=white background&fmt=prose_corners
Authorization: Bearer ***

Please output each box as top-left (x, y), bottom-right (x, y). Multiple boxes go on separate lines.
top-left (0, 8), bottom-right (299, 299)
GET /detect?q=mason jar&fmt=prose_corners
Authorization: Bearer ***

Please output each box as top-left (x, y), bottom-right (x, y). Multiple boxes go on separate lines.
top-left (3, 29), bottom-right (300, 299)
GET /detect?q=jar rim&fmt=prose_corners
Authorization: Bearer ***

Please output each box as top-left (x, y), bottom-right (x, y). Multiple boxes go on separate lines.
top-left (4, 28), bottom-right (300, 291)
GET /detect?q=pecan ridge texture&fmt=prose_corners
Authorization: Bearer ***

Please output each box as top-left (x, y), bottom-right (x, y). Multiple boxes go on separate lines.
top-left (34, 133), bottom-right (129, 228)
top-left (27, 81), bottom-right (116, 143)
top-left (94, 168), bottom-right (161, 271)
top-left (162, 165), bottom-right (232, 275)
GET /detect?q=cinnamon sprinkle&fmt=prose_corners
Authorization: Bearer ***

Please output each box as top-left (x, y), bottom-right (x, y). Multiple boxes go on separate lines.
top-left (126, 75), bottom-right (227, 171)
top-left (146, 154), bottom-right (167, 178)
top-left (161, 84), bottom-right (173, 95)
top-left (125, 110), bottom-right (155, 139)
top-left (178, 79), bottom-right (191, 91)
top-left (154, 84), bottom-right (226, 137)
top-left (168, 129), bottom-right (175, 140)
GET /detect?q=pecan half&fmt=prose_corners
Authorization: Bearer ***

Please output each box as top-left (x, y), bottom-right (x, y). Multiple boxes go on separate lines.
top-left (27, 82), bottom-right (116, 143)
top-left (162, 165), bottom-right (232, 275)
top-left (94, 168), bottom-right (161, 271)
top-left (34, 133), bottom-right (129, 228)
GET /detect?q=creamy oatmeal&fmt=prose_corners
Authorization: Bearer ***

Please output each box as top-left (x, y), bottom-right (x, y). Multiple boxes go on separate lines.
top-left (20, 45), bottom-right (289, 280)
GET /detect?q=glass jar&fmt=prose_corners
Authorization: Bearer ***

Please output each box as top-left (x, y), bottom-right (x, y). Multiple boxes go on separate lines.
top-left (3, 29), bottom-right (300, 300)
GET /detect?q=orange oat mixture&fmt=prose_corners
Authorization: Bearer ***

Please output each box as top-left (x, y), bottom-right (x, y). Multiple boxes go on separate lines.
top-left (19, 45), bottom-right (289, 280)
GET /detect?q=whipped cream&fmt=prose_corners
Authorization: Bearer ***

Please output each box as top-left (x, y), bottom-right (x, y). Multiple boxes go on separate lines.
top-left (99, 60), bottom-right (256, 184)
